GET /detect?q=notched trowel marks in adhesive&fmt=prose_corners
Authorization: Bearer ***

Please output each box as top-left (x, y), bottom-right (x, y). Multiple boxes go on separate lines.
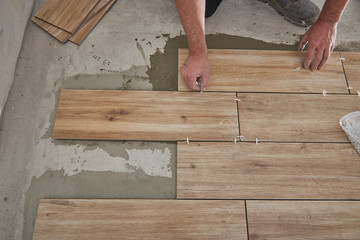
top-left (147, 34), bottom-right (295, 91)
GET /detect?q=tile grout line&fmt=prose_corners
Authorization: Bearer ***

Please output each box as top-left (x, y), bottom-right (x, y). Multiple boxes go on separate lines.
top-left (244, 200), bottom-right (250, 240)
top-left (338, 51), bottom-right (351, 94)
top-left (236, 92), bottom-right (241, 139)
top-left (175, 142), bottom-right (178, 200)
top-left (177, 90), bottom-right (353, 95)
top-left (176, 198), bottom-right (360, 201)
top-left (176, 140), bottom-right (350, 144)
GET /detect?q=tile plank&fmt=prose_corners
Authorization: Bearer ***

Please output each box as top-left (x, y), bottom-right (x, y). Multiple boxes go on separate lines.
top-left (31, 16), bottom-right (71, 43)
top-left (70, 0), bottom-right (116, 45)
top-left (247, 201), bottom-right (360, 240)
top-left (177, 142), bottom-right (360, 199)
top-left (33, 199), bottom-right (247, 240)
top-left (341, 52), bottom-right (360, 94)
top-left (178, 49), bottom-right (347, 93)
top-left (52, 90), bottom-right (238, 141)
top-left (35, 0), bottom-right (99, 33)
top-left (237, 93), bottom-right (360, 142)
top-left (32, 0), bottom-right (111, 43)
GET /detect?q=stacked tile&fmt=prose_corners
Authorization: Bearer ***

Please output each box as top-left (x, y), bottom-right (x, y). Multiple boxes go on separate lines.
top-left (31, 0), bottom-right (117, 45)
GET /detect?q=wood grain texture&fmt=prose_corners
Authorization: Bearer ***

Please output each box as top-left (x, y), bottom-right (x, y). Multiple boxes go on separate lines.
top-left (247, 201), bottom-right (360, 240)
top-left (70, 0), bottom-right (116, 45)
top-left (52, 90), bottom-right (238, 141)
top-left (31, 16), bottom-right (71, 43)
top-left (33, 199), bottom-right (247, 240)
top-left (341, 52), bottom-right (360, 94)
top-left (178, 49), bottom-right (347, 93)
top-left (35, 0), bottom-right (99, 33)
top-left (31, 0), bottom-right (111, 44)
top-left (237, 93), bottom-right (360, 142)
top-left (177, 142), bottom-right (360, 199)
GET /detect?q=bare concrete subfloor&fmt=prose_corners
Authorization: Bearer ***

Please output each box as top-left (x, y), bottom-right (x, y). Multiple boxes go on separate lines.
top-left (0, 0), bottom-right (359, 239)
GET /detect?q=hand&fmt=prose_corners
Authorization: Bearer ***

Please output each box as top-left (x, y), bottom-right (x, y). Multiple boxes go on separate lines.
top-left (181, 54), bottom-right (210, 91)
top-left (298, 20), bottom-right (337, 71)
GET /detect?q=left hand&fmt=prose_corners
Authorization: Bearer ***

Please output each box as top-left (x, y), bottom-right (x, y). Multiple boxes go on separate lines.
top-left (298, 20), bottom-right (337, 71)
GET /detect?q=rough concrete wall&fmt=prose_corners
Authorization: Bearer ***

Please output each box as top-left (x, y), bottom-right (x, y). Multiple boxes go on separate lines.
top-left (0, 0), bottom-right (35, 118)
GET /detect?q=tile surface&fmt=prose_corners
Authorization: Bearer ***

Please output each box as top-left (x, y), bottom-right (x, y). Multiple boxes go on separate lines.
top-left (69, 0), bottom-right (116, 45)
top-left (247, 200), bottom-right (360, 240)
top-left (52, 90), bottom-right (238, 141)
top-left (33, 199), bottom-right (247, 240)
top-left (35, 0), bottom-right (100, 33)
top-left (177, 142), bottom-right (360, 199)
top-left (31, 16), bottom-right (71, 43)
top-left (237, 93), bottom-right (360, 142)
top-left (341, 52), bottom-right (360, 94)
top-left (178, 49), bottom-right (348, 93)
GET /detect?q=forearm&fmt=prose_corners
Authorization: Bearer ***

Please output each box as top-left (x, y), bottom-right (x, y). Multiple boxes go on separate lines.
top-left (175, 0), bottom-right (207, 56)
top-left (317, 0), bottom-right (349, 24)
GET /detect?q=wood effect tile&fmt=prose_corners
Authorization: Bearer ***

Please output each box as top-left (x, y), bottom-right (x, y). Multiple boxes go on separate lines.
top-left (177, 142), bottom-right (360, 199)
top-left (70, 0), bottom-right (116, 45)
top-left (52, 90), bottom-right (238, 141)
top-left (35, 0), bottom-right (99, 33)
top-left (31, 16), bottom-right (71, 43)
top-left (237, 93), bottom-right (360, 142)
top-left (33, 199), bottom-right (247, 240)
top-left (341, 52), bottom-right (360, 94)
top-left (178, 49), bottom-right (347, 93)
top-left (247, 201), bottom-right (360, 240)
top-left (32, 0), bottom-right (111, 44)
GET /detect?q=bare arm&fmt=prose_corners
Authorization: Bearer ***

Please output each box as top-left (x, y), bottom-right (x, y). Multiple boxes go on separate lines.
top-left (175, 0), bottom-right (209, 91)
top-left (299, 0), bottom-right (349, 71)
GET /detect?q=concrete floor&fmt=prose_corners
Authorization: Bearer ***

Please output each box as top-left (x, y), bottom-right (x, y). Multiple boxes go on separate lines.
top-left (0, 0), bottom-right (359, 239)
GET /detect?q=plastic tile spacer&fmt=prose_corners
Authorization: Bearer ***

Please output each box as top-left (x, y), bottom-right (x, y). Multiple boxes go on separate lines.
top-left (234, 97), bottom-right (241, 102)
top-left (322, 90), bottom-right (327, 96)
top-left (233, 138), bottom-right (237, 145)
top-left (186, 137), bottom-right (189, 144)
top-left (346, 86), bottom-right (353, 90)
top-left (339, 57), bottom-right (345, 61)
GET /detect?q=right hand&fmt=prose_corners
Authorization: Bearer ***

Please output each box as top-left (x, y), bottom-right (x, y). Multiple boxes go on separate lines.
top-left (181, 53), bottom-right (210, 91)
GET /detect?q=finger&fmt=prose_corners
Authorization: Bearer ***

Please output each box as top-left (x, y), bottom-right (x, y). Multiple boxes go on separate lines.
top-left (304, 44), bottom-right (315, 69)
top-left (330, 44), bottom-right (335, 53)
top-left (188, 76), bottom-right (199, 90)
top-left (311, 48), bottom-right (324, 72)
top-left (298, 40), bottom-right (308, 51)
top-left (298, 34), bottom-right (309, 51)
top-left (181, 67), bottom-right (198, 91)
top-left (195, 77), bottom-right (202, 91)
top-left (318, 48), bottom-right (331, 70)
top-left (200, 74), bottom-right (209, 91)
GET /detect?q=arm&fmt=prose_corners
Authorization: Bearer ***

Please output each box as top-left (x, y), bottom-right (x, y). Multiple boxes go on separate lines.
top-left (175, 0), bottom-right (210, 91)
top-left (299, 0), bottom-right (349, 71)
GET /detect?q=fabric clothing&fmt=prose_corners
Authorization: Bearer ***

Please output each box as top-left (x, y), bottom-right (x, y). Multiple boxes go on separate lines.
top-left (205, 0), bottom-right (223, 18)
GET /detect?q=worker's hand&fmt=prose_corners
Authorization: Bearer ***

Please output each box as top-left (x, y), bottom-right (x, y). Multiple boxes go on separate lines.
top-left (298, 20), bottom-right (337, 71)
top-left (181, 53), bottom-right (210, 91)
